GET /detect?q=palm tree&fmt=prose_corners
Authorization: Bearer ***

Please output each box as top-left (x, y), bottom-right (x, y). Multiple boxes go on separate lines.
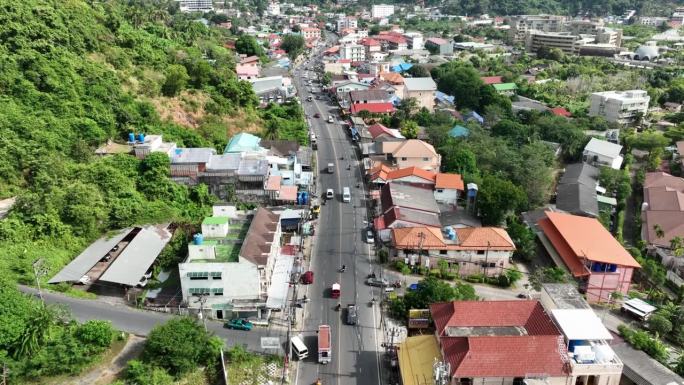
top-left (654, 224), bottom-right (665, 239)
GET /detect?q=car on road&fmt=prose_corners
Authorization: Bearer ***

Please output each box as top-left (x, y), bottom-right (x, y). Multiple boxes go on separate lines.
top-left (301, 270), bottom-right (314, 284)
top-left (346, 304), bottom-right (358, 325)
top-left (326, 189), bottom-right (334, 199)
top-left (306, 96), bottom-right (313, 101)
top-left (366, 277), bottom-right (389, 287)
top-left (313, 113), bottom-right (320, 118)
top-left (224, 318), bottom-right (253, 331)
top-left (366, 229), bottom-right (375, 243)
top-left (327, 115), bottom-right (334, 123)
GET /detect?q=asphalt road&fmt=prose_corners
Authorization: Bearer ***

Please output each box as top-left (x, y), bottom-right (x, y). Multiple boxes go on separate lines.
top-left (293, 38), bottom-right (384, 385)
top-left (19, 285), bottom-right (286, 354)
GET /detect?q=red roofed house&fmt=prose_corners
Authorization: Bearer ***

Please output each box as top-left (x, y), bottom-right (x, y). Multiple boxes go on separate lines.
top-left (351, 102), bottom-right (395, 115)
top-left (538, 211), bottom-right (640, 302)
top-left (551, 107), bottom-right (572, 118)
top-left (428, 301), bottom-right (568, 384)
top-left (435, 173), bottom-right (464, 205)
top-left (367, 123), bottom-right (404, 142)
top-left (391, 226), bottom-right (515, 275)
top-left (380, 139), bottom-right (441, 172)
top-left (361, 37), bottom-right (381, 59)
top-left (481, 76), bottom-right (504, 85)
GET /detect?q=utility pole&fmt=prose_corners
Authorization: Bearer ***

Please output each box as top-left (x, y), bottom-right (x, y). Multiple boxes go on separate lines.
top-left (2, 362), bottom-right (9, 385)
top-left (32, 258), bottom-right (47, 305)
top-left (483, 241), bottom-right (491, 277)
top-left (194, 293), bottom-right (209, 332)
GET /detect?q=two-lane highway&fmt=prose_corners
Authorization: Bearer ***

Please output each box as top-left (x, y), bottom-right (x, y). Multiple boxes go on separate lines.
top-left (294, 40), bottom-right (384, 385)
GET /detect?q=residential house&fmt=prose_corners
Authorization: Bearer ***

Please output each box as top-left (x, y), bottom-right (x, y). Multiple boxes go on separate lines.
top-left (340, 44), bottom-right (366, 61)
top-left (429, 300), bottom-right (567, 384)
top-left (481, 76), bottom-right (504, 85)
top-left (537, 211), bottom-right (640, 302)
top-left (334, 81), bottom-right (371, 101)
top-left (589, 90), bottom-right (650, 125)
top-left (375, 34), bottom-right (408, 51)
top-left (379, 139), bottom-right (441, 172)
top-left (336, 16), bottom-right (357, 31)
top-left (349, 89), bottom-right (390, 107)
top-left (583, 138), bottom-right (623, 170)
top-left (170, 147), bottom-right (216, 181)
top-left (434, 173), bottom-right (464, 205)
top-left (239, 55), bottom-right (260, 68)
top-left (555, 163), bottom-right (615, 218)
top-left (492, 83), bottom-right (518, 96)
top-left (236, 64), bottom-right (260, 80)
top-left (249, 76), bottom-right (295, 100)
top-left (179, 207), bottom-right (284, 320)
top-left (403, 77), bottom-right (437, 111)
top-left (403, 31), bottom-right (424, 50)
top-left (350, 102), bottom-right (395, 115)
top-left (361, 38), bottom-right (382, 59)
top-left (367, 123), bottom-right (404, 142)
top-left (391, 226), bottom-right (515, 275)
top-left (425, 37), bottom-right (453, 55)
top-left (302, 27), bottom-right (321, 40)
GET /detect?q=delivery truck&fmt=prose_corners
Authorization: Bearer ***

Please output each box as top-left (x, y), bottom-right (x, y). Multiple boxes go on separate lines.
top-left (318, 324), bottom-right (331, 364)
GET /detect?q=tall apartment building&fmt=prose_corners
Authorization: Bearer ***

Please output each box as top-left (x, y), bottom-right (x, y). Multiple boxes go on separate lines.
top-left (177, 0), bottom-right (213, 13)
top-left (589, 90), bottom-right (650, 124)
top-left (507, 14), bottom-right (568, 43)
top-left (595, 27), bottom-right (622, 46)
top-left (371, 4), bottom-right (395, 19)
top-left (336, 16), bottom-right (357, 31)
top-left (340, 44), bottom-right (366, 61)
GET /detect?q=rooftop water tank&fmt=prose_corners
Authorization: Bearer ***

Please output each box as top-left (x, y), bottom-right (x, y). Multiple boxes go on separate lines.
top-left (138, 133), bottom-right (145, 143)
top-left (128, 133), bottom-right (136, 143)
top-left (193, 233), bottom-right (203, 245)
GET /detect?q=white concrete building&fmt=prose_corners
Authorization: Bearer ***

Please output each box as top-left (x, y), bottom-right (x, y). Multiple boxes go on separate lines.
top-left (177, 0), bottom-right (213, 13)
top-left (179, 207), bottom-right (284, 320)
top-left (336, 16), bottom-right (357, 31)
top-left (267, 1), bottom-right (280, 15)
top-left (372, 4), bottom-right (395, 19)
top-left (583, 138), bottom-right (624, 170)
top-left (403, 31), bottom-right (424, 50)
top-left (589, 90), bottom-right (649, 125)
top-left (507, 14), bottom-right (568, 43)
top-left (340, 44), bottom-right (366, 61)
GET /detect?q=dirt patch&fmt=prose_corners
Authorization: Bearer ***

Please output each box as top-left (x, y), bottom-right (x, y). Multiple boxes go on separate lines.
top-left (223, 110), bottom-right (264, 138)
top-left (150, 91), bottom-right (212, 129)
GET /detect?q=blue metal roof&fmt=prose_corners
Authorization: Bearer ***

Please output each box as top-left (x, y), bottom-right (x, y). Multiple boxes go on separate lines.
top-left (449, 125), bottom-right (469, 138)
top-left (225, 132), bottom-right (263, 153)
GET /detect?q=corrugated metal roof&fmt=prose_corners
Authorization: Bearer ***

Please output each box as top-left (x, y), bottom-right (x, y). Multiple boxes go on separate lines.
top-left (170, 148), bottom-right (216, 164)
top-left (99, 225), bottom-right (172, 286)
top-left (48, 229), bottom-right (132, 283)
top-left (403, 77), bottom-right (436, 91)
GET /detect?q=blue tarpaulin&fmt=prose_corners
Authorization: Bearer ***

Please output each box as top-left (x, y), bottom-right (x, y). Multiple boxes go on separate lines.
top-left (390, 62), bottom-right (413, 72)
top-left (464, 111), bottom-right (484, 124)
top-left (449, 125), bottom-right (469, 138)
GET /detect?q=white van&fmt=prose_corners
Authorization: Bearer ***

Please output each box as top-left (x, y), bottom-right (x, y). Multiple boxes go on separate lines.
top-left (291, 336), bottom-right (309, 360)
top-left (342, 187), bottom-right (351, 203)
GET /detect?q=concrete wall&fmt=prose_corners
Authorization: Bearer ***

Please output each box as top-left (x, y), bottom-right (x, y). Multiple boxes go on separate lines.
top-left (405, 90), bottom-right (435, 111)
top-left (434, 188), bottom-right (458, 204)
top-left (585, 267), bottom-right (633, 303)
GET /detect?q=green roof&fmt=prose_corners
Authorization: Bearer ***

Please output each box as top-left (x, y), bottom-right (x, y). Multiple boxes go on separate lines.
top-left (224, 132), bottom-right (262, 153)
top-left (202, 217), bottom-right (229, 225)
top-left (493, 83), bottom-right (518, 91)
top-left (597, 195), bottom-right (618, 206)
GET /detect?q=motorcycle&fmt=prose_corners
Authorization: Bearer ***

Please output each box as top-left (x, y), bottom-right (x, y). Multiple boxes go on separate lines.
top-left (335, 303), bottom-right (341, 311)
top-left (391, 281), bottom-right (402, 288)
top-left (339, 266), bottom-right (346, 273)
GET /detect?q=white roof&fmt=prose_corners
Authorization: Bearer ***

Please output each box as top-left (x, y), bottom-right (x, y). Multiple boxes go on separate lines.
top-left (585, 138), bottom-right (623, 158)
top-left (404, 77), bottom-right (437, 91)
top-left (551, 309), bottom-right (613, 340)
top-left (266, 254), bottom-right (294, 309)
top-left (623, 298), bottom-right (657, 315)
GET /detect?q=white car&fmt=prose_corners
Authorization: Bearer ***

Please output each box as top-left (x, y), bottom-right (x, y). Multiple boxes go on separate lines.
top-left (326, 189), bottom-right (334, 199)
top-left (327, 116), bottom-right (334, 123)
top-left (366, 229), bottom-right (375, 243)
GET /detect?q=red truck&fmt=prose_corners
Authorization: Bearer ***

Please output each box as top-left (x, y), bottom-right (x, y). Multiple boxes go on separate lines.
top-left (318, 324), bottom-right (331, 364)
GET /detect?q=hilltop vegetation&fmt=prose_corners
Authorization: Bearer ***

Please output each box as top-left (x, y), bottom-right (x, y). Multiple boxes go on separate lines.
top-left (0, 0), bottom-right (264, 286)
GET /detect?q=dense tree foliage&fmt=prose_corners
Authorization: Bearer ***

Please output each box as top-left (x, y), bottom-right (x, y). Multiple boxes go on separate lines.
top-left (0, 0), bottom-right (261, 286)
top-left (0, 281), bottom-right (116, 382)
top-left (389, 277), bottom-right (477, 319)
top-left (280, 34), bottom-right (306, 60)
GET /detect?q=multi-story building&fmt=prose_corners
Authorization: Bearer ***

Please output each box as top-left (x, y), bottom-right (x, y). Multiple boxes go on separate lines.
top-left (379, 139), bottom-right (441, 172)
top-left (267, 1), bottom-right (280, 16)
top-left (360, 38), bottom-right (381, 59)
top-left (537, 211), bottom-right (640, 302)
top-left (336, 16), bottom-right (357, 31)
top-left (595, 27), bottom-right (622, 46)
top-left (371, 4), bottom-right (395, 19)
top-left (302, 27), bottom-right (321, 40)
top-left (567, 19), bottom-right (604, 35)
top-left (177, 0), bottom-right (213, 13)
top-left (525, 31), bottom-right (582, 55)
top-left (403, 31), bottom-right (424, 50)
top-left (340, 44), bottom-right (366, 61)
top-left (425, 37), bottom-right (453, 55)
top-left (507, 14), bottom-right (568, 43)
top-left (589, 90), bottom-right (649, 125)
top-left (403, 77), bottom-right (437, 111)
top-left (638, 16), bottom-right (669, 26)
top-left (179, 207), bottom-right (282, 320)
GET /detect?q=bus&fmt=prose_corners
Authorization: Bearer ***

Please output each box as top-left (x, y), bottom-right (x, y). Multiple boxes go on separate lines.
top-left (291, 335), bottom-right (309, 360)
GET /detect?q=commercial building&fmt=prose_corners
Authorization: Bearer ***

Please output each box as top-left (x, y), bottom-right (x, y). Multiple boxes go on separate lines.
top-left (302, 27), bottom-right (321, 40)
top-left (176, 0), bottom-right (213, 13)
top-left (425, 37), bottom-right (453, 55)
top-left (371, 4), bottom-right (395, 19)
top-left (179, 207), bottom-right (287, 320)
top-left (403, 32), bottom-right (424, 50)
top-left (588, 90), bottom-right (650, 125)
top-left (525, 31), bottom-right (582, 55)
top-left (507, 14), bottom-right (568, 43)
top-left (537, 211), bottom-right (640, 302)
top-left (336, 16), bottom-right (357, 32)
top-left (340, 44), bottom-right (366, 61)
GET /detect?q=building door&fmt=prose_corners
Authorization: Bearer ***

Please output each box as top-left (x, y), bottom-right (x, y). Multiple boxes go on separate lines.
top-left (216, 310), bottom-right (223, 319)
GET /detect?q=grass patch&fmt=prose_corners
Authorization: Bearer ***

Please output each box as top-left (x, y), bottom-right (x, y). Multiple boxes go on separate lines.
top-left (177, 368), bottom-right (210, 385)
top-left (226, 345), bottom-right (281, 385)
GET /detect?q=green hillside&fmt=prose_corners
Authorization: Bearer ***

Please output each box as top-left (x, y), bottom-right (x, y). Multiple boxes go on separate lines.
top-left (0, 0), bottom-right (257, 285)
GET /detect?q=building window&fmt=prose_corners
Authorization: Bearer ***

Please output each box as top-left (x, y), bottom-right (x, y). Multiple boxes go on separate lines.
top-left (477, 250), bottom-right (485, 255)
top-left (423, 157), bottom-right (429, 161)
top-left (401, 157), bottom-right (407, 161)
top-left (212, 288), bottom-right (224, 295)
top-left (189, 288), bottom-right (210, 295)
top-left (436, 189), bottom-right (444, 193)
top-left (440, 250), bottom-right (447, 255)
top-left (188, 272), bottom-right (209, 280)
top-left (210, 272), bottom-right (222, 280)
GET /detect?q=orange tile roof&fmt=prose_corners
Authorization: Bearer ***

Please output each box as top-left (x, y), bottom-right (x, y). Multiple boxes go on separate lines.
top-left (391, 139), bottom-right (438, 158)
top-left (392, 227), bottom-right (445, 248)
top-left (265, 175), bottom-right (281, 191)
top-left (386, 166), bottom-right (436, 183)
top-left (435, 173), bottom-right (464, 190)
top-left (278, 185), bottom-right (298, 201)
top-left (454, 227), bottom-right (516, 250)
top-left (538, 212), bottom-right (639, 276)
top-left (380, 72), bottom-right (404, 84)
